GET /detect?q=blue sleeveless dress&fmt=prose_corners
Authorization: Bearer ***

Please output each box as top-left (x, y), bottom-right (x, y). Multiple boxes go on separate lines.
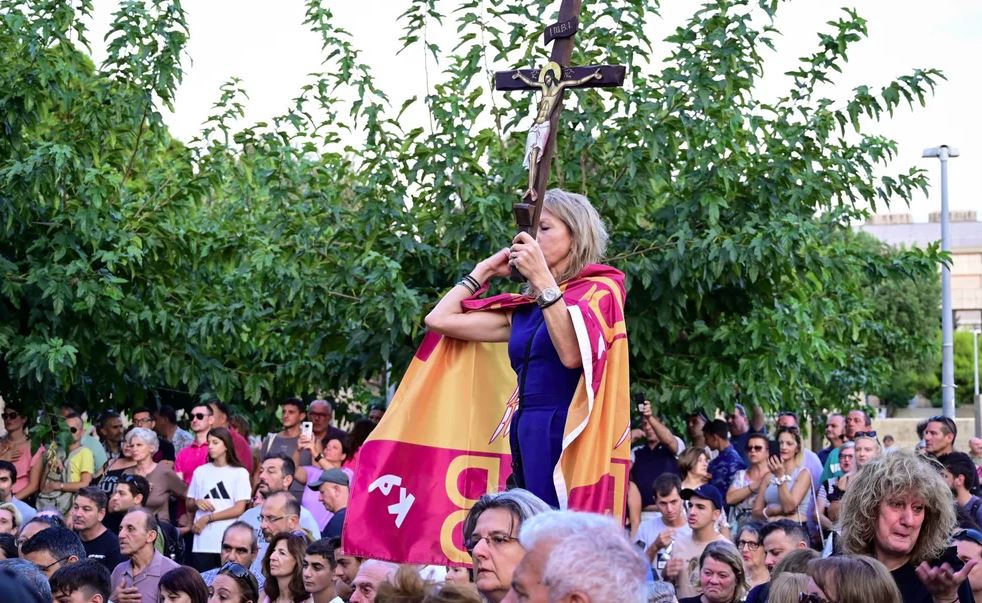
top-left (507, 303), bottom-right (582, 508)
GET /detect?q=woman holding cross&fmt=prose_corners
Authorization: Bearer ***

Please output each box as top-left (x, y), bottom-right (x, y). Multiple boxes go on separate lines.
top-left (425, 188), bottom-right (629, 509)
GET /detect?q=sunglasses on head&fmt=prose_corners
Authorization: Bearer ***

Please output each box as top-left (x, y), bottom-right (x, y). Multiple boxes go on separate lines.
top-left (799, 594), bottom-right (833, 603)
top-left (854, 431), bottom-right (877, 438)
top-left (219, 561), bottom-right (251, 579)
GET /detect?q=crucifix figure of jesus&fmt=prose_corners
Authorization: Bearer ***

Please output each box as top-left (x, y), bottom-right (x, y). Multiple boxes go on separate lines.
top-left (495, 0), bottom-right (625, 262)
top-left (512, 61), bottom-right (602, 202)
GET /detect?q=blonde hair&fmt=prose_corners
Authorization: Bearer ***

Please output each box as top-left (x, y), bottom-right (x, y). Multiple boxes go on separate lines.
top-left (768, 573), bottom-right (810, 603)
top-left (775, 427), bottom-right (804, 467)
top-left (807, 555), bottom-right (902, 603)
top-left (0, 502), bottom-right (21, 531)
top-left (541, 189), bottom-right (608, 285)
top-left (699, 541), bottom-right (748, 601)
top-left (838, 450), bottom-right (955, 564)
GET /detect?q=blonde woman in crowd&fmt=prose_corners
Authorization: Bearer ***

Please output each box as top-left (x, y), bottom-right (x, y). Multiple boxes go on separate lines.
top-left (804, 555), bottom-right (902, 603)
top-left (766, 573), bottom-right (809, 603)
top-left (753, 427), bottom-right (810, 523)
top-left (677, 541), bottom-right (747, 603)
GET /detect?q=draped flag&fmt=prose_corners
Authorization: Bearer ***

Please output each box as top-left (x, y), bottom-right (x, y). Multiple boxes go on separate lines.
top-left (343, 264), bottom-right (631, 565)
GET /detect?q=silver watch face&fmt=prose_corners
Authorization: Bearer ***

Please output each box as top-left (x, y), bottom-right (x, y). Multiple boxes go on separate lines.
top-left (541, 287), bottom-right (561, 302)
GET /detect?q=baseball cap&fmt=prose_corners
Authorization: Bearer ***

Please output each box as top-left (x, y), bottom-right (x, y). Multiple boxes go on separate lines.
top-left (680, 484), bottom-right (723, 510)
top-left (307, 468), bottom-right (349, 489)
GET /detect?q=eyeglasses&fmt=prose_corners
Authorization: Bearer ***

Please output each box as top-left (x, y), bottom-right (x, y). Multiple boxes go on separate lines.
top-left (464, 532), bottom-right (518, 553)
top-left (736, 539), bottom-right (761, 550)
top-left (192, 412), bottom-right (211, 420)
top-left (746, 445), bottom-right (766, 452)
top-left (37, 556), bottom-right (70, 572)
top-left (133, 417), bottom-right (154, 426)
top-left (799, 594), bottom-right (833, 603)
top-left (854, 431), bottom-right (877, 438)
top-left (777, 426), bottom-right (800, 434)
top-left (258, 514), bottom-right (295, 524)
top-left (307, 411), bottom-right (329, 418)
top-left (0, 411), bottom-right (19, 421)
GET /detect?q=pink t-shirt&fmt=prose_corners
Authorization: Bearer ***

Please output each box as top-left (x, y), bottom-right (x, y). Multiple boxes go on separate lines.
top-left (1, 439), bottom-right (44, 495)
top-left (174, 440), bottom-right (209, 485)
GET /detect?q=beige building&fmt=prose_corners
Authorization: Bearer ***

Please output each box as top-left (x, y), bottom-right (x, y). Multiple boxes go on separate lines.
top-left (860, 211), bottom-right (982, 330)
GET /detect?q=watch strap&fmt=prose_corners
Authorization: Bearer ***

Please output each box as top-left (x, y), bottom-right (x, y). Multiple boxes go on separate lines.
top-left (538, 294), bottom-right (563, 309)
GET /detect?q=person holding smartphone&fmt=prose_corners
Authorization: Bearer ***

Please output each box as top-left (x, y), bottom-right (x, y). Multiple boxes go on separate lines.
top-left (259, 399), bottom-right (311, 502)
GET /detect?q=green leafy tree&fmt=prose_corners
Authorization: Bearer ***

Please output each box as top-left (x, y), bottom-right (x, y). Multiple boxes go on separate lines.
top-left (0, 0), bottom-right (947, 436)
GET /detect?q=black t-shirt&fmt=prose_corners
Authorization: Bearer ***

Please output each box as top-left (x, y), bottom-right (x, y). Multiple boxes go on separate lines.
top-left (83, 527), bottom-right (123, 571)
top-left (104, 510), bottom-right (124, 535)
top-left (677, 597), bottom-right (702, 603)
top-left (891, 557), bottom-right (974, 603)
top-left (153, 438), bottom-right (176, 462)
top-left (630, 443), bottom-right (680, 508)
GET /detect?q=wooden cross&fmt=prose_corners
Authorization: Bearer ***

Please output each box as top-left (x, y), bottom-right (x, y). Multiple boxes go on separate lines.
top-left (495, 0), bottom-right (625, 249)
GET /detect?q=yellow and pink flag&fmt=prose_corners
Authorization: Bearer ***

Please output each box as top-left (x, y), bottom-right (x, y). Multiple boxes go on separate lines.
top-left (343, 264), bottom-right (631, 565)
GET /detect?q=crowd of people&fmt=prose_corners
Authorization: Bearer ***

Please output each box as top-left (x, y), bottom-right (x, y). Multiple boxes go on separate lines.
top-left (1, 397), bottom-right (982, 603)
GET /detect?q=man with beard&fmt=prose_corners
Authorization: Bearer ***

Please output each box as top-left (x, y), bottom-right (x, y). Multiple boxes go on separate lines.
top-left (940, 452), bottom-right (982, 527)
top-left (260, 398), bottom-right (310, 500)
top-left (239, 454), bottom-right (321, 546)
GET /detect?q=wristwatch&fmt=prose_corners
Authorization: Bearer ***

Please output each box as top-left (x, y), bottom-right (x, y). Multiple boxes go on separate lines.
top-left (314, 453), bottom-right (324, 463)
top-left (536, 286), bottom-right (562, 309)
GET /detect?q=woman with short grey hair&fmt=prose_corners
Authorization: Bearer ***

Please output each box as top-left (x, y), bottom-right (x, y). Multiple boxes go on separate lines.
top-left (122, 427), bottom-right (186, 521)
top-left (460, 488), bottom-right (550, 603)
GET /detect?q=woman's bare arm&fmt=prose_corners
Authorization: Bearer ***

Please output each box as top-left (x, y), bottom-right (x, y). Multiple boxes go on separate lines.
top-left (425, 249), bottom-right (513, 342)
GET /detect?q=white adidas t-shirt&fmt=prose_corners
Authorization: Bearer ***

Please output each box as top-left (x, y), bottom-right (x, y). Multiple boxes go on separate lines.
top-left (189, 463), bottom-right (252, 553)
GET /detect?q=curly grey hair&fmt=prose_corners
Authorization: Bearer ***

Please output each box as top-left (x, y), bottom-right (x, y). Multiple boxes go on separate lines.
top-left (838, 450), bottom-right (955, 565)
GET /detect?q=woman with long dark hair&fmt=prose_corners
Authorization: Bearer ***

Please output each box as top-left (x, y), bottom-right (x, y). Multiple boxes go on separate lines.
top-left (187, 427), bottom-right (251, 571)
top-left (261, 531), bottom-right (311, 603)
top-left (160, 565), bottom-right (210, 603)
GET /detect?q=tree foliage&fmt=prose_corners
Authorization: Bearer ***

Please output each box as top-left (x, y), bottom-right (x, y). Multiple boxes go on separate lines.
top-left (1, 0), bottom-right (945, 430)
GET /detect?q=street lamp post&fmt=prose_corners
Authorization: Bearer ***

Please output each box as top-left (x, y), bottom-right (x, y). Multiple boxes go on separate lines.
top-left (922, 145), bottom-right (959, 419)
top-left (974, 328), bottom-right (980, 437)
